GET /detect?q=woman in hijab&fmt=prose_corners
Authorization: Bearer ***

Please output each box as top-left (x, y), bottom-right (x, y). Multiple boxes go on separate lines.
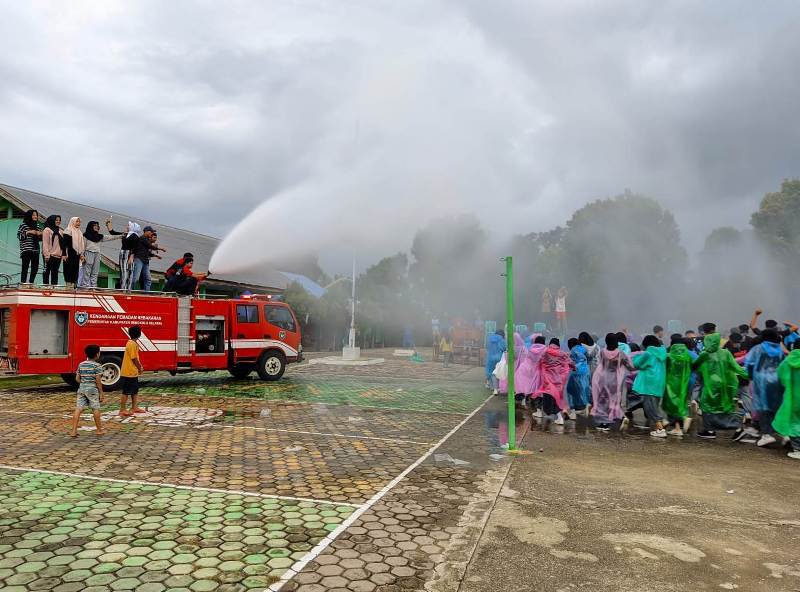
top-left (41, 215), bottom-right (63, 285)
top-left (61, 217), bottom-right (85, 288)
top-left (79, 219), bottom-right (122, 288)
top-left (113, 221), bottom-right (142, 291)
top-left (16, 209), bottom-right (42, 284)
top-left (591, 333), bottom-right (635, 431)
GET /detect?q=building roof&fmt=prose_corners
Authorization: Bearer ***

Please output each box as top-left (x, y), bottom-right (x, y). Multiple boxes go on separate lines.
top-left (279, 271), bottom-right (326, 298)
top-left (0, 183), bottom-right (288, 292)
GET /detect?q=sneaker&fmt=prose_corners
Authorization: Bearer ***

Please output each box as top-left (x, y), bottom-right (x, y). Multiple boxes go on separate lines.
top-left (596, 425), bottom-right (610, 432)
top-left (682, 417), bottom-right (692, 433)
top-left (532, 409), bottom-right (544, 419)
top-left (788, 451), bottom-right (800, 460)
top-left (743, 426), bottom-right (760, 438)
top-left (492, 389), bottom-right (499, 396)
top-left (667, 428), bottom-right (684, 437)
top-left (740, 437), bottom-right (758, 444)
top-left (650, 428), bottom-right (668, 438)
top-left (620, 417), bottom-right (630, 432)
top-left (732, 429), bottom-right (747, 442)
top-left (554, 414), bottom-right (565, 426)
top-left (568, 410), bottom-right (577, 421)
top-left (757, 434), bottom-right (777, 447)
top-left (697, 430), bottom-right (717, 439)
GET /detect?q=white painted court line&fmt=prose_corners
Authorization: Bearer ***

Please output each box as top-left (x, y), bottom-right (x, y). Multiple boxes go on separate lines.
top-left (266, 393), bottom-right (495, 592)
top-left (0, 465), bottom-right (362, 509)
top-left (217, 425), bottom-right (433, 446)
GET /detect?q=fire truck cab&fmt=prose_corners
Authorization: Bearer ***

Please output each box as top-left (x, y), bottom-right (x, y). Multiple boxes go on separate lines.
top-left (0, 287), bottom-right (302, 390)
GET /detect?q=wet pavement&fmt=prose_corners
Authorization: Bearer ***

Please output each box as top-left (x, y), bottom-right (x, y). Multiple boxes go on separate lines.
top-left (1, 356), bottom-right (799, 591)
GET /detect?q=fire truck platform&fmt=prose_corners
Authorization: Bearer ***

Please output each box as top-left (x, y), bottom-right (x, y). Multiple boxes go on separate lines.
top-left (0, 355), bottom-right (505, 592)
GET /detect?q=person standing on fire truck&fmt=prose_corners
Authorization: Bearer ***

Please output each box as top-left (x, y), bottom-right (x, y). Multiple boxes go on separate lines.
top-left (62, 217), bottom-right (86, 289)
top-left (17, 209), bottom-right (42, 284)
top-left (120, 325), bottom-right (145, 416)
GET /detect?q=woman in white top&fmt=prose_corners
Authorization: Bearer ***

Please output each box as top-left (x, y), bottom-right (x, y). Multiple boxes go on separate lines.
top-left (79, 219), bottom-right (123, 288)
top-left (555, 286), bottom-right (568, 335)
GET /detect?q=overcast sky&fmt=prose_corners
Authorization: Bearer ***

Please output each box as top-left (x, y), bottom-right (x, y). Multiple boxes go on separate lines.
top-left (1, 1), bottom-right (798, 272)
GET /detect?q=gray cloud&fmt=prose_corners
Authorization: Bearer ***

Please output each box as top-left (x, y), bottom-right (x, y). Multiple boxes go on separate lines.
top-left (0, 0), bottom-right (798, 273)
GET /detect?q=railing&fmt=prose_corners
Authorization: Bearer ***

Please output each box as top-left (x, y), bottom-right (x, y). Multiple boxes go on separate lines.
top-left (0, 282), bottom-right (259, 300)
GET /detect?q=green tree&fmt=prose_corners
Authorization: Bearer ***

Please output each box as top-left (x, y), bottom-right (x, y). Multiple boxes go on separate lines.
top-left (751, 178), bottom-right (800, 263)
top-left (558, 192), bottom-right (688, 326)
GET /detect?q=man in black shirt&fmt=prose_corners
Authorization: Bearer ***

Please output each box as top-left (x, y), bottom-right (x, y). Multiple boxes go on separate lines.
top-left (130, 226), bottom-right (155, 292)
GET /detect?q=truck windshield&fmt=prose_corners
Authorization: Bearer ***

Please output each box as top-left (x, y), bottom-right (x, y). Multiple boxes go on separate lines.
top-left (265, 305), bottom-right (295, 332)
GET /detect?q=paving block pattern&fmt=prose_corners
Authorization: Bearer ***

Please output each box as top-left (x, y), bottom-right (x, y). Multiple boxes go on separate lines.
top-left (0, 469), bottom-right (354, 592)
top-left (0, 414), bottom-right (426, 504)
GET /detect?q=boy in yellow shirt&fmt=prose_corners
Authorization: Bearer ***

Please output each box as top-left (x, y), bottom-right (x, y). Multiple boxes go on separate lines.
top-left (440, 332), bottom-right (454, 368)
top-left (120, 325), bottom-right (145, 417)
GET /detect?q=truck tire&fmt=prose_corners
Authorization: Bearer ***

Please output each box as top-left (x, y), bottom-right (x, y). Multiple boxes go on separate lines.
top-left (228, 363), bottom-right (254, 379)
top-left (256, 350), bottom-right (286, 381)
top-left (98, 355), bottom-right (124, 391)
top-left (60, 373), bottom-right (78, 388)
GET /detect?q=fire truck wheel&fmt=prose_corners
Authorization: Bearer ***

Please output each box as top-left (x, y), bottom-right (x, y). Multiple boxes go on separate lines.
top-left (60, 373), bottom-right (79, 388)
top-left (228, 363), bottom-right (254, 379)
top-left (98, 355), bottom-right (124, 391)
top-left (256, 350), bottom-right (286, 381)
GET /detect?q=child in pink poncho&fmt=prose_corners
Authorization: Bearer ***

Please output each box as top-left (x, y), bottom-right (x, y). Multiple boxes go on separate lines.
top-left (517, 335), bottom-right (546, 398)
top-left (534, 338), bottom-right (575, 425)
top-left (591, 333), bottom-right (635, 431)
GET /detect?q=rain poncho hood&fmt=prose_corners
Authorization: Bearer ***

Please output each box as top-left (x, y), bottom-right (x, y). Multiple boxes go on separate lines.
top-left (591, 348), bottom-right (633, 422)
top-left (632, 345), bottom-right (667, 397)
top-left (745, 341), bottom-right (785, 413)
top-left (693, 333), bottom-right (748, 414)
top-left (662, 343), bottom-right (692, 420)
top-left (566, 344), bottom-right (591, 409)
top-left (535, 344), bottom-right (573, 411)
top-left (774, 350), bottom-right (800, 437)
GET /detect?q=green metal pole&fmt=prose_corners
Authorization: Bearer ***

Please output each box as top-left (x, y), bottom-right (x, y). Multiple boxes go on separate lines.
top-left (505, 257), bottom-right (516, 450)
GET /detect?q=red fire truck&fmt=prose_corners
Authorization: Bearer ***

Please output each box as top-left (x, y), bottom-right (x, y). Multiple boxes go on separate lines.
top-left (0, 286), bottom-right (303, 390)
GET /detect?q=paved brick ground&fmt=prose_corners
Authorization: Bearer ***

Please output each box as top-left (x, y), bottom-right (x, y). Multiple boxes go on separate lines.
top-left (0, 360), bottom-right (503, 592)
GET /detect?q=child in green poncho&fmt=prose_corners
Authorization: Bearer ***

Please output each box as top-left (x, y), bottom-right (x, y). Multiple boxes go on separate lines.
top-left (663, 334), bottom-right (693, 437)
top-left (774, 341), bottom-right (800, 460)
top-left (692, 329), bottom-right (749, 439)
top-left (628, 335), bottom-right (668, 438)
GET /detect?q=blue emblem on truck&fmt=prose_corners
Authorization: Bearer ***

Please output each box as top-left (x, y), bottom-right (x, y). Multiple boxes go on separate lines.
top-left (75, 311), bottom-right (89, 326)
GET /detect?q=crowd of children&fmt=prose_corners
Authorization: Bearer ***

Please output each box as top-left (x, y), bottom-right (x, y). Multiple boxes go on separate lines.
top-left (486, 310), bottom-right (800, 460)
top-left (16, 209), bottom-right (206, 293)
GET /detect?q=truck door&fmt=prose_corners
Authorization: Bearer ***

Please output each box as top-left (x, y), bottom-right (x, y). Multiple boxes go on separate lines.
top-left (263, 303), bottom-right (300, 359)
top-left (232, 302), bottom-right (262, 355)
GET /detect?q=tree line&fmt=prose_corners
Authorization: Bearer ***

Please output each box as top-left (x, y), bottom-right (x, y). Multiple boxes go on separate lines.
top-left (284, 179), bottom-right (800, 350)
